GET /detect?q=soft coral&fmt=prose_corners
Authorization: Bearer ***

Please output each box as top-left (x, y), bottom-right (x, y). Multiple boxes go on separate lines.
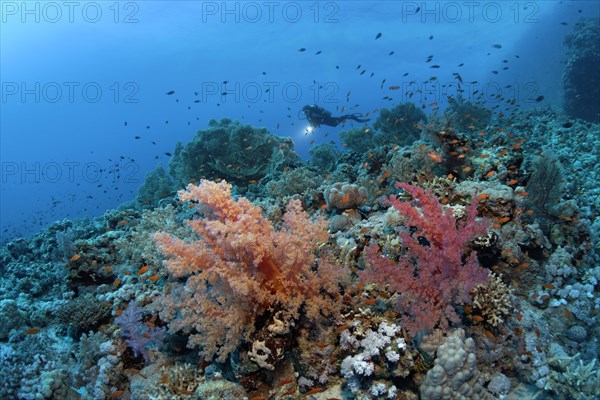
top-left (115, 300), bottom-right (165, 363)
top-left (154, 180), bottom-right (346, 361)
top-left (361, 183), bottom-right (489, 335)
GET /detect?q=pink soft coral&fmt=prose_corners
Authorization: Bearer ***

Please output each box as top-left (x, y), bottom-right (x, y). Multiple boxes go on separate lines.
top-left (360, 183), bottom-right (489, 335)
top-left (154, 180), bottom-right (346, 361)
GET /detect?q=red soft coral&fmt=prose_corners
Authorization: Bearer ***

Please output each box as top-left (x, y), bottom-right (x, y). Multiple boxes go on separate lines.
top-left (154, 180), bottom-right (345, 361)
top-left (360, 183), bottom-right (489, 335)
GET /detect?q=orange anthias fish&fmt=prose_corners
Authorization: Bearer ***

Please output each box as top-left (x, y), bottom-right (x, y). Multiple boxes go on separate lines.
top-left (137, 265), bottom-right (149, 276)
top-left (427, 151), bottom-right (443, 163)
top-left (477, 193), bottom-right (490, 201)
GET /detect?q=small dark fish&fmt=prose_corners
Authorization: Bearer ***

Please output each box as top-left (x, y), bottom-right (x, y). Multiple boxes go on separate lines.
top-left (430, 65), bottom-right (440, 68)
top-left (356, 64), bottom-right (361, 70)
top-left (492, 44), bottom-right (502, 49)
top-left (298, 48), bottom-right (306, 52)
top-left (370, 72), bottom-right (374, 77)
top-left (429, 35), bottom-right (433, 40)
top-left (403, 72), bottom-right (409, 76)
top-left (360, 69), bottom-right (366, 75)
top-left (165, 152), bottom-right (172, 156)
top-left (166, 90), bottom-right (175, 95)
top-left (336, 65), bottom-right (340, 69)
top-left (146, 126), bottom-right (150, 129)
top-left (562, 122), bottom-right (573, 128)
top-left (262, 71), bottom-right (266, 75)
top-left (134, 136), bottom-right (140, 139)
top-left (535, 95), bottom-right (544, 102)
top-left (194, 100), bottom-right (200, 103)
top-left (492, 70), bottom-right (498, 74)
top-left (560, 22), bottom-right (567, 26)
top-left (375, 32), bottom-right (382, 40)
top-left (222, 92), bottom-right (227, 95)
top-left (416, 7), bottom-right (420, 12)
top-left (315, 50), bottom-right (322, 55)
top-left (223, 80), bottom-right (228, 84)
top-left (124, 121), bottom-right (127, 126)
top-left (388, 51), bottom-right (394, 55)
top-left (454, 73), bottom-right (463, 83)
top-left (458, 63), bottom-right (464, 67)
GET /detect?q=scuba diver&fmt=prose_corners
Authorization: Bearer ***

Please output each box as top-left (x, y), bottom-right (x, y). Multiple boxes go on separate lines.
top-left (301, 104), bottom-right (370, 128)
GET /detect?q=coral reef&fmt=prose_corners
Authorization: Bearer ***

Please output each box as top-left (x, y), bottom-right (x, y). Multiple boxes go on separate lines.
top-left (471, 273), bottom-right (512, 327)
top-left (153, 179), bottom-right (349, 362)
top-left (360, 183), bottom-right (490, 334)
top-left (446, 96), bottom-right (492, 132)
top-left (135, 164), bottom-right (175, 208)
top-left (563, 18), bottom-right (600, 122)
top-left (420, 329), bottom-right (490, 399)
top-left (339, 126), bottom-right (376, 153)
top-left (525, 150), bottom-right (564, 218)
top-left (324, 182), bottom-right (368, 210)
top-left (114, 301), bottom-right (165, 363)
top-left (373, 102), bottom-right (426, 147)
top-left (0, 102), bottom-right (598, 400)
top-left (55, 294), bottom-right (111, 338)
top-left (168, 118), bottom-right (299, 186)
top-left (309, 143), bottom-right (338, 171)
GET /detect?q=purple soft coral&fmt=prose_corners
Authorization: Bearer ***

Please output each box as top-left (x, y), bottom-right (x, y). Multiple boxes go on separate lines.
top-left (115, 300), bottom-right (165, 362)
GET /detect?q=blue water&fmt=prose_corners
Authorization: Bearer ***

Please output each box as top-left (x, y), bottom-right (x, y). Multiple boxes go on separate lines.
top-left (1, 0), bottom-right (598, 242)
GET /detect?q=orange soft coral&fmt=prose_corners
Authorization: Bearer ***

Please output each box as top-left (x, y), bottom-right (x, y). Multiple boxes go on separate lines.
top-left (154, 180), bottom-right (343, 361)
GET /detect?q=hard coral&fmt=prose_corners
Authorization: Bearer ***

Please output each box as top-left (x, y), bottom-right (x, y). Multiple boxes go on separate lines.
top-left (168, 118), bottom-right (298, 186)
top-left (324, 183), bottom-right (368, 210)
top-left (361, 183), bottom-right (490, 335)
top-left (154, 180), bottom-right (346, 362)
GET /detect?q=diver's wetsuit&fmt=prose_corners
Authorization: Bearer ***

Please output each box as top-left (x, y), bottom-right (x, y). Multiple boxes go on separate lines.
top-left (302, 105), bottom-right (369, 128)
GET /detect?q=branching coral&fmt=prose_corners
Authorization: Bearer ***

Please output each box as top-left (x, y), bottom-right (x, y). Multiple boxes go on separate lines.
top-left (154, 180), bottom-right (347, 362)
top-left (471, 272), bottom-right (512, 327)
